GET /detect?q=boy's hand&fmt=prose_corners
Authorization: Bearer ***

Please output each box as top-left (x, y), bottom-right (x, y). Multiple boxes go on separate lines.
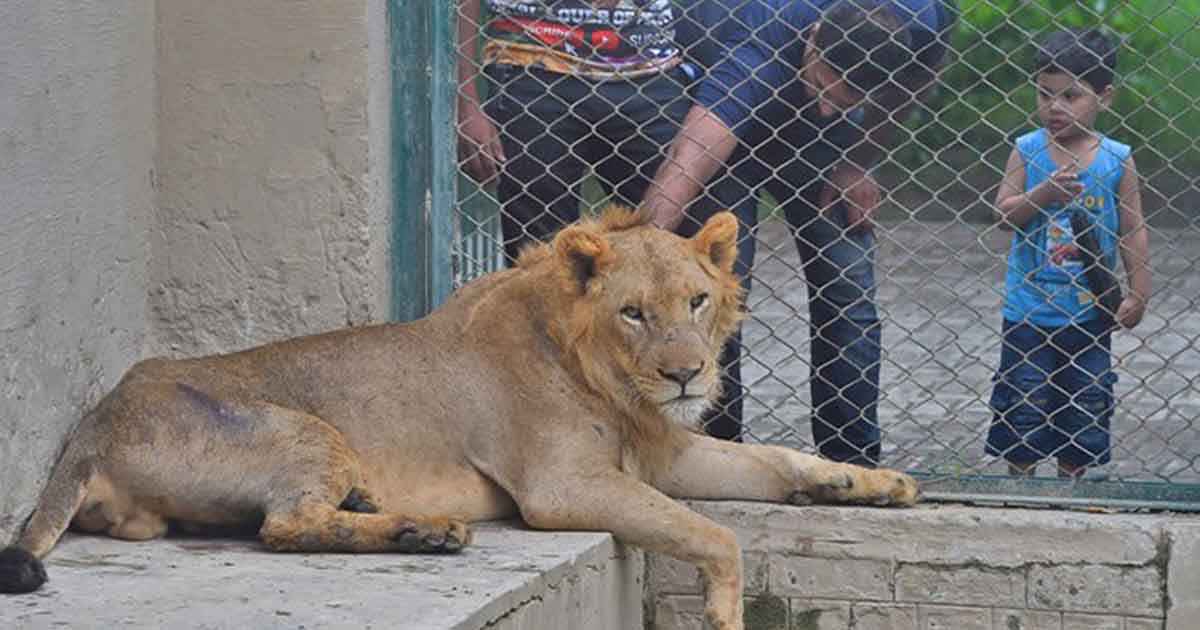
top-left (1030, 165), bottom-right (1084, 207)
top-left (1116, 294), bottom-right (1146, 329)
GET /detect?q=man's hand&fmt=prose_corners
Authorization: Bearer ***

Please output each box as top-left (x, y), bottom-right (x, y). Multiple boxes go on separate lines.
top-left (458, 101), bottom-right (505, 184)
top-left (819, 163), bottom-right (880, 232)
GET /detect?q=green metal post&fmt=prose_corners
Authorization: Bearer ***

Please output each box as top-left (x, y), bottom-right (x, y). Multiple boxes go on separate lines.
top-left (430, 0), bottom-right (457, 309)
top-left (390, 0), bottom-right (456, 321)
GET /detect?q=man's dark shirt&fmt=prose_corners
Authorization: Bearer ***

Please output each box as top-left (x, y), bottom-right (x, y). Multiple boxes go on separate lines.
top-left (677, 0), bottom-right (955, 143)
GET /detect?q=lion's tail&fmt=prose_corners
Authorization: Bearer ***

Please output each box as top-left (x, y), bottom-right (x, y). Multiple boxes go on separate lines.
top-left (0, 431), bottom-right (92, 594)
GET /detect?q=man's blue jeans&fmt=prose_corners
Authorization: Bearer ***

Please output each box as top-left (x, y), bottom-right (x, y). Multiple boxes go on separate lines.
top-left (678, 141), bottom-right (882, 466)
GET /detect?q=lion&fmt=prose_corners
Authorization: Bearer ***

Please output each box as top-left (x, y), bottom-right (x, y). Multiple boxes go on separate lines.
top-left (0, 206), bottom-right (917, 630)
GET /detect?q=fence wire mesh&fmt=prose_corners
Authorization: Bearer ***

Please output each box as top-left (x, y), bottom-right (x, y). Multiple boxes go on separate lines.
top-left (452, 0), bottom-right (1200, 509)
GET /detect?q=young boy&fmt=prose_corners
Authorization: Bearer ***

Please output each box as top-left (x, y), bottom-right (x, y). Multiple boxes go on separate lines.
top-left (986, 28), bottom-right (1151, 478)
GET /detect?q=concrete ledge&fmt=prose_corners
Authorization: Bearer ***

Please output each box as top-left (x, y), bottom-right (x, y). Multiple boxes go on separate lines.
top-left (7, 502), bottom-right (1196, 630)
top-left (1, 522), bottom-right (642, 630)
top-left (645, 501), bottom-right (1200, 630)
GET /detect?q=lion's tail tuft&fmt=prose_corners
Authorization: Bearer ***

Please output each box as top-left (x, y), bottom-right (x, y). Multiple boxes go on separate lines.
top-left (0, 547), bottom-right (47, 594)
top-left (2, 433), bottom-right (92, 594)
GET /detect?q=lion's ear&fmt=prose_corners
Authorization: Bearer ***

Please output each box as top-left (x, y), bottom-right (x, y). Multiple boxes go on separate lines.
top-left (693, 212), bottom-right (739, 273)
top-left (553, 225), bottom-right (615, 293)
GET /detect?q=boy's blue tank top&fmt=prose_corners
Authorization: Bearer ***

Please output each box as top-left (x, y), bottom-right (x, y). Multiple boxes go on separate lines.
top-left (1003, 129), bottom-right (1129, 327)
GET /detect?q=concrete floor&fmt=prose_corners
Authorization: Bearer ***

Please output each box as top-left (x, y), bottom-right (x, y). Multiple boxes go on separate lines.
top-left (0, 523), bottom-right (628, 630)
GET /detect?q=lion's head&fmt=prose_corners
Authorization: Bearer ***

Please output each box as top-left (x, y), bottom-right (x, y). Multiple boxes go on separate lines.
top-left (519, 205), bottom-right (744, 434)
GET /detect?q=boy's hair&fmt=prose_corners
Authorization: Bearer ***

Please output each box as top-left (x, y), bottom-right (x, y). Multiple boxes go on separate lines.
top-left (817, 0), bottom-right (913, 94)
top-left (1034, 28), bottom-right (1119, 91)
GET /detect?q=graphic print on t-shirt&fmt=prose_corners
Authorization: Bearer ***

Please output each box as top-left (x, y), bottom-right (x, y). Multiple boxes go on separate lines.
top-left (1046, 213), bottom-right (1083, 273)
top-left (483, 1), bottom-right (678, 77)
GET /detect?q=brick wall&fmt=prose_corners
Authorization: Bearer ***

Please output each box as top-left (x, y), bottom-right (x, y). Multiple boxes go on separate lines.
top-left (644, 502), bottom-right (1200, 630)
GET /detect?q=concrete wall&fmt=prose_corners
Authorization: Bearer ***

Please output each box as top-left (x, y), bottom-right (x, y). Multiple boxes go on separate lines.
top-left (2, 0), bottom-right (392, 545)
top-left (458, 533), bottom-right (645, 630)
top-left (0, 0), bottom-right (157, 542)
top-left (646, 502), bottom-right (1200, 630)
top-left (152, 0), bottom-right (392, 356)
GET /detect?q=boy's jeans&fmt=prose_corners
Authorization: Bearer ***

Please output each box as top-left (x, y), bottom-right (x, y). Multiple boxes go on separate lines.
top-left (985, 318), bottom-right (1115, 467)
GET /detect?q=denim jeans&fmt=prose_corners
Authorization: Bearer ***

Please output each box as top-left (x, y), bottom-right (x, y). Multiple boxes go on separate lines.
top-left (985, 318), bottom-right (1116, 467)
top-left (679, 131), bottom-right (882, 466)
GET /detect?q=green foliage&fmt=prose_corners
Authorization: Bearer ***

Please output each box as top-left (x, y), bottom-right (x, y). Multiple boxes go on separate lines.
top-left (903, 0), bottom-right (1200, 170)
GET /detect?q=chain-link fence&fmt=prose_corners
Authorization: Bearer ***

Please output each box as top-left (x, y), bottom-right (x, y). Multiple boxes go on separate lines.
top-left (452, 0), bottom-right (1200, 510)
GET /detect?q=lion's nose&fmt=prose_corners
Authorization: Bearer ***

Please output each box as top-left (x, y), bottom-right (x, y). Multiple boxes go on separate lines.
top-left (660, 365), bottom-right (702, 387)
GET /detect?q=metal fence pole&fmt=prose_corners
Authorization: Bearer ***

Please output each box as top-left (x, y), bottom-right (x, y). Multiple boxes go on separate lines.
top-left (431, 0), bottom-right (458, 310)
top-left (390, 0), bottom-right (456, 322)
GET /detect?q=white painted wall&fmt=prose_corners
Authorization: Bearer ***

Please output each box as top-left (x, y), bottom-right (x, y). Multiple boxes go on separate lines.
top-left (0, 0), bottom-right (157, 542)
top-left (1, 0), bottom-right (393, 544)
top-left (152, 0), bottom-right (392, 356)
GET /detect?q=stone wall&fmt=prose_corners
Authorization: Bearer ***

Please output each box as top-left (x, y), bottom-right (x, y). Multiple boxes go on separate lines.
top-left (475, 535), bottom-right (644, 630)
top-left (645, 502), bottom-right (1200, 630)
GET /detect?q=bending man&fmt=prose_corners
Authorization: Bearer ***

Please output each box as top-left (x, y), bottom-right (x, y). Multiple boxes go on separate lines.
top-left (647, 0), bottom-right (957, 465)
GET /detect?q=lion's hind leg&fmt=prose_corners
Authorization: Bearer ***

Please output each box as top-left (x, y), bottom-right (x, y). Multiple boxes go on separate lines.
top-left (93, 382), bottom-right (471, 555)
top-left (244, 404), bottom-right (471, 554)
top-left (259, 505), bottom-right (471, 554)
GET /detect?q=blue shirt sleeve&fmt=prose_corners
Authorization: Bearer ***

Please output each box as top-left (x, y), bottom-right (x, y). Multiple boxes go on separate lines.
top-left (687, 1), bottom-right (953, 140)
top-left (690, 1), bottom-right (818, 137)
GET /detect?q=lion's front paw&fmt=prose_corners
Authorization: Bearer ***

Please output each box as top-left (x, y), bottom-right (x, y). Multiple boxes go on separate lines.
top-left (877, 470), bottom-right (920, 507)
top-left (391, 519), bottom-right (472, 553)
top-left (849, 468), bottom-right (920, 507)
top-left (804, 471), bottom-right (857, 504)
top-left (801, 465), bottom-right (920, 507)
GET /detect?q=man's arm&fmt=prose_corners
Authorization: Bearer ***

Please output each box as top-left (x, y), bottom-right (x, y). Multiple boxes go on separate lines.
top-left (645, 104), bottom-right (740, 231)
top-left (826, 0), bottom-right (959, 229)
top-left (646, 0), bottom-right (783, 231)
top-left (821, 67), bottom-right (939, 230)
top-left (456, 0), bottom-right (504, 182)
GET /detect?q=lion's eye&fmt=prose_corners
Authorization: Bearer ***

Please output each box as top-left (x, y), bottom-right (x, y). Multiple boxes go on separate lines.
top-left (620, 306), bottom-right (644, 323)
top-left (690, 293), bottom-right (709, 311)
